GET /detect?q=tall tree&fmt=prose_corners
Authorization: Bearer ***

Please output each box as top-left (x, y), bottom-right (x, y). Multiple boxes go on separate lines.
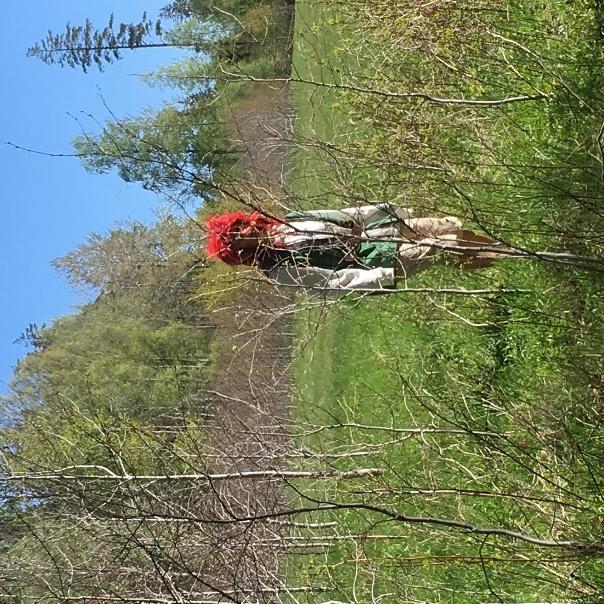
top-left (51, 217), bottom-right (196, 295)
top-left (27, 13), bottom-right (166, 72)
top-left (72, 103), bottom-right (234, 200)
top-left (3, 217), bottom-right (211, 425)
top-left (27, 9), bottom-right (261, 73)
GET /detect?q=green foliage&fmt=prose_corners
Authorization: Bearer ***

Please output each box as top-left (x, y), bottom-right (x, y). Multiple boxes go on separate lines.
top-left (0, 224), bottom-right (213, 594)
top-left (143, 56), bottom-right (215, 93)
top-left (289, 0), bottom-right (604, 600)
top-left (3, 217), bottom-right (211, 458)
top-left (51, 217), bottom-right (197, 294)
top-left (161, 0), bottom-right (266, 24)
top-left (156, 0), bottom-right (292, 78)
top-left (27, 12), bottom-right (163, 72)
top-left (72, 103), bottom-right (234, 200)
top-left (7, 308), bottom-right (209, 419)
top-left (164, 16), bottom-right (226, 50)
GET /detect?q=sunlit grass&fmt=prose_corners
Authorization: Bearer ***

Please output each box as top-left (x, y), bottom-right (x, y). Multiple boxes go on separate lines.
top-left (287, 0), bottom-right (604, 601)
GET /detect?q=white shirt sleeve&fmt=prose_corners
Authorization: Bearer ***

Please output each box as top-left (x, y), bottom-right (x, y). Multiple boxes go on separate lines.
top-left (266, 265), bottom-right (395, 295)
top-left (295, 203), bottom-right (413, 225)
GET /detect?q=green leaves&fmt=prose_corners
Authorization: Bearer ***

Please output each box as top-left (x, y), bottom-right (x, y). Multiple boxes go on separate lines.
top-left (72, 104), bottom-right (233, 200)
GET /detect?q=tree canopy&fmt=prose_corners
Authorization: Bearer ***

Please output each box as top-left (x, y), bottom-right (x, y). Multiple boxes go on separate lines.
top-left (72, 104), bottom-right (234, 201)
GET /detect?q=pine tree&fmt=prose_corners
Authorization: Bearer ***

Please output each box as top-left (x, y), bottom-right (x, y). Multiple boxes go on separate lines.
top-left (27, 13), bottom-right (166, 72)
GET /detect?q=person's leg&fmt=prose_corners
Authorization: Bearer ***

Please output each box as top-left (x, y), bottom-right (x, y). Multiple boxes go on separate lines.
top-left (395, 239), bottom-right (446, 281)
top-left (402, 219), bottom-right (501, 256)
top-left (455, 229), bottom-right (499, 248)
top-left (393, 220), bottom-right (508, 281)
top-left (400, 216), bottom-right (463, 240)
top-left (395, 233), bottom-right (503, 281)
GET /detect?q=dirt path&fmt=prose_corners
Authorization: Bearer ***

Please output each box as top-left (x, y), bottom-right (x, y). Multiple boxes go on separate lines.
top-left (225, 80), bottom-right (294, 195)
top-left (199, 78), bottom-right (297, 603)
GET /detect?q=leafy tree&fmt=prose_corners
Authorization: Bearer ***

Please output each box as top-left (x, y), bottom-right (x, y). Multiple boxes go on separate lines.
top-left (52, 216), bottom-right (210, 324)
top-left (27, 13), bottom-right (165, 73)
top-left (5, 308), bottom-right (210, 423)
top-left (51, 217), bottom-right (198, 295)
top-left (4, 218), bottom-right (211, 424)
top-left (161, 0), bottom-right (260, 23)
top-left (161, 2), bottom-right (277, 63)
top-left (72, 104), bottom-right (234, 200)
top-left (27, 7), bottom-right (263, 73)
top-left (0, 216), bottom-right (214, 595)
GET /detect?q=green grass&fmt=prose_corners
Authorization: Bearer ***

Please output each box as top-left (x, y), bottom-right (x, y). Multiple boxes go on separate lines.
top-left (286, 0), bottom-right (604, 601)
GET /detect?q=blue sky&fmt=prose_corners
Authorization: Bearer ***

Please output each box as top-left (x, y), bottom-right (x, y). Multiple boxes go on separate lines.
top-left (1, 2), bottom-right (188, 394)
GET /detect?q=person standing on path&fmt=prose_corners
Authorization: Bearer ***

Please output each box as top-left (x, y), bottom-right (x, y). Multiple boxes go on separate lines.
top-left (205, 203), bottom-right (502, 294)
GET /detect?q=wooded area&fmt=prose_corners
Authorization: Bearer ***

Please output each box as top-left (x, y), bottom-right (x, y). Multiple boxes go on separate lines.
top-left (2, 0), bottom-right (604, 602)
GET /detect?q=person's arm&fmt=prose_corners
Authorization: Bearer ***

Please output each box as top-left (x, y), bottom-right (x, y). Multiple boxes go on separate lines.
top-left (286, 203), bottom-right (413, 228)
top-left (265, 264), bottom-right (396, 296)
top-left (337, 203), bottom-right (413, 224)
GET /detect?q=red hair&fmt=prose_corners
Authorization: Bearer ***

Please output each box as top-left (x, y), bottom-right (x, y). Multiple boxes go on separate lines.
top-left (205, 211), bottom-right (278, 265)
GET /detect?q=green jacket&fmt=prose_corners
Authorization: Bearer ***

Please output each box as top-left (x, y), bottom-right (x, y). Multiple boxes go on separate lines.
top-left (283, 203), bottom-right (406, 270)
